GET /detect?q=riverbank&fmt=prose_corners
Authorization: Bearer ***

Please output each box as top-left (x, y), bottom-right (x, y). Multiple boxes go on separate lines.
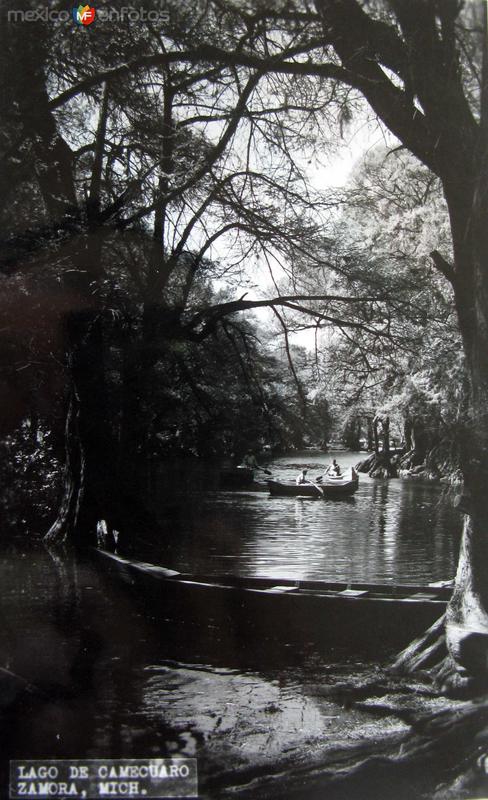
top-left (356, 448), bottom-right (463, 485)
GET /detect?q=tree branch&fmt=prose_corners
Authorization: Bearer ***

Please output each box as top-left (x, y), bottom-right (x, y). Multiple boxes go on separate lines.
top-left (48, 46), bottom-right (356, 111)
top-left (430, 249), bottom-right (456, 285)
top-left (186, 293), bottom-right (398, 342)
top-left (272, 307), bottom-right (308, 414)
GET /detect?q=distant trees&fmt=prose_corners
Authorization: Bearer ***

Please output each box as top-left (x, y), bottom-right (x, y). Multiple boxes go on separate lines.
top-left (317, 146), bottom-right (465, 474)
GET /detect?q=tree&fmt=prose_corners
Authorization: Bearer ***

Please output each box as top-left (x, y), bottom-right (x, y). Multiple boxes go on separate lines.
top-left (318, 146), bottom-right (466, 474)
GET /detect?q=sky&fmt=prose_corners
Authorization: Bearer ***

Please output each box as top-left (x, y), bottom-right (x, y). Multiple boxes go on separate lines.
top-left (311, 113), bottom-right (398, 190)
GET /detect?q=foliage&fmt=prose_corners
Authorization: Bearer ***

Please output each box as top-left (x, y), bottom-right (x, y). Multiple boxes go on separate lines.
top-left (0, 422), bottom-right (62, 536)
top-left (306, 145), bottom-right (467, 458)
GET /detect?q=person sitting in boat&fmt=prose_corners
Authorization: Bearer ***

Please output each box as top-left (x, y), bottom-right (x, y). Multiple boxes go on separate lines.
top-left (240, 451), bottom-right (259, 469)
top-left (326, 459), bottom-right (342, 476)
top-left (296, 468), bottom-right (309, 485)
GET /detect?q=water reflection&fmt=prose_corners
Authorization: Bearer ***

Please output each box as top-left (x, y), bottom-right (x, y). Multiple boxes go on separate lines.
top-left (145, 452), bottom-right (461, 584)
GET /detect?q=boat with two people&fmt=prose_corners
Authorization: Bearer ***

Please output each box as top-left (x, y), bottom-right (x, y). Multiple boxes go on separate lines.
top-left (268, 462), bottom-right (359, 498)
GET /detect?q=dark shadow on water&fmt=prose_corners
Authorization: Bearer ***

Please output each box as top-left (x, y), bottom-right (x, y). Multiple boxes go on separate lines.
top-left (0, 543), bottom-right (369, 762)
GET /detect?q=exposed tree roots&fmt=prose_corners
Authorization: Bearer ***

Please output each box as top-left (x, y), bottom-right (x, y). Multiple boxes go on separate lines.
top-left (234, 619), bottom-right (488, 800)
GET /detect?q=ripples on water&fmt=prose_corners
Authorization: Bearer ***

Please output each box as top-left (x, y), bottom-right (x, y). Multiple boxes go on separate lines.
top-left (149, 452), bottom-right (461, 585)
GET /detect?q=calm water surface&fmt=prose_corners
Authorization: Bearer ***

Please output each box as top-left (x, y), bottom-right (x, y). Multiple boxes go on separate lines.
top-left (148, 452), bottom-right (461, 584)
top-left (0, 459), bottom-right (463, 797)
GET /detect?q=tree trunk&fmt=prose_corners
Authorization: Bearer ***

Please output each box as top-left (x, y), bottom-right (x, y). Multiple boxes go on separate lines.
top-left (367, 418), bottom-right (374, 451)
top-left (116, 306), bottom-right (176, 542)
top-left (404, 417), bottom-right (413, 452)
top-left (45, 311), bottom-right (119, 547)
top-left (373, 417), bottom-right (380, 454)
top-left (440, 91), bottom-right (488, 685)
top-left (45, 392), bottom-right (84, 546)
top-left (444, 334), bottom-right (488, 686)
top-left (119, 326), bottom-right (154, 513)
top-left (382, 415), bottom-right (390, 456)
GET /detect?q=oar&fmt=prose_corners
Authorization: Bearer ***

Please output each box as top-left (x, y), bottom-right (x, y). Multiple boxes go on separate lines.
top-left (309, 478), bottom-right (325, 498)
top-left (256, 466), bottom-right (272, 475)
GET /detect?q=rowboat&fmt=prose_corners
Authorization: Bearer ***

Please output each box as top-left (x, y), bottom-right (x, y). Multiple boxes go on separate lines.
top-left (267, 468), bottom-right (359, 497)
top-left (93, 549), bottom-right (449, 653)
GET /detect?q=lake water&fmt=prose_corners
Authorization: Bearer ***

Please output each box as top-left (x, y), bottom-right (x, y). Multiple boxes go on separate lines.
top-left (0, 456), bottom-right (464, 798)
top-left (144, 452), bottom-right (461, 585)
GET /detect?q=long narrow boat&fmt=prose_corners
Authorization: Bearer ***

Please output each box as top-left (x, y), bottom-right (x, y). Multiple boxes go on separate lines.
top-left (267, 468), bottom-right (359, 497)
top-left (93, 549), bottom-right (449, 653)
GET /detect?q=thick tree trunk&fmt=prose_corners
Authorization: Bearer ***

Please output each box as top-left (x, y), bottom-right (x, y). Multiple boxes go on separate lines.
top-left (45, 393), bottom-right (84, 546)
top-left (45, 311), bottom-right (119, 547)
top-left (117, 305), bottom-right (178, 541)
top-left (446, 510), bottom-right (488, 685)
top-left (119, 328), bottom-right (154, 512)
top-left (439, 118), bottom-right (488, 684)
top-left (445, 339), bottom-right (488, 686)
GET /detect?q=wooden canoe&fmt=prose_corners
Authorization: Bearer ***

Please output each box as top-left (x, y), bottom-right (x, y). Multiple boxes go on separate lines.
top-left (93, 549), bottom-right (449, 653)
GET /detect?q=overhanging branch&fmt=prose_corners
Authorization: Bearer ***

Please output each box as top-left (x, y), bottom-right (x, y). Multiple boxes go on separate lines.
top-left (185, 293), bottom-right (399, 341)
top-left (430, 250), bottom-right (456, 285)
top-left (48, 46), bottom-right (357, 111)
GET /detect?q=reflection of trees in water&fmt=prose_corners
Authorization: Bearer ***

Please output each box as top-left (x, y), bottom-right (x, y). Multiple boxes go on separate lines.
top-left (368, 481), bottom-right (460, 583)
top-left (369, 481), bottom-right (400, 581)
top-left (44, 543), bottom-right (104, 692)
top-left (0, 547), bottom-right (103, 770)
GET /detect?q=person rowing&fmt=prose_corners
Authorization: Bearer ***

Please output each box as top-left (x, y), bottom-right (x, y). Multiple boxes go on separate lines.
top-left (240, 451), bottom-right (271, 475)
top-left (326, 458), bottom-right (342, 477)
top-left (241, 451), bottom-right (259, 469)
top-left (296, 468), bottom-right (325, 497)
top-left (296, 468), bottom-right (309, 485)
